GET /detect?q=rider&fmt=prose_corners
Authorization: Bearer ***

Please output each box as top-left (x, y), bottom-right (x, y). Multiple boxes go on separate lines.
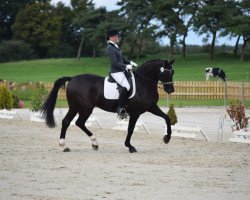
top-left (106, 29), bottom-right (138, 117)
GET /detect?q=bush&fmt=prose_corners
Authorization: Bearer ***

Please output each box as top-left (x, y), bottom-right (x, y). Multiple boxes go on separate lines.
top-left (11, 82), bottom-right (35, 101)
top-left (0, 40), bottom-right (34, 62)
top-left (11, 88), bottom-right (33, 102)
top-left (226, 100), bottom-right (249, 130)
top-left (11, 92), bottom-right (20, 108)
top-left (0, 84), bottom-right (13, 109)
top-left (167, 104), bottom-right (177, 125)
top-left (30, 83), bottom-right (47, 112)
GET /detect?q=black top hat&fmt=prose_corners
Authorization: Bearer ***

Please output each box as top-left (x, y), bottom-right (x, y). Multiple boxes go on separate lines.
top-left (107, 29), bottom-right (119, 40)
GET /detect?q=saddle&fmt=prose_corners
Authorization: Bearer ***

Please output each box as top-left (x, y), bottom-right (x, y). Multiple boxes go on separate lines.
top-left (104, 71), bottom-right (136, 100)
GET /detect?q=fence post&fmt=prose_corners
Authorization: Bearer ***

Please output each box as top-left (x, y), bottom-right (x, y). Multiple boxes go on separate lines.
top-left (166, 94), bottom-right (169, 108)
top-left (241, 82), bottom-right (244, 102)
top-left (224, 81), bottom-right (227, 108)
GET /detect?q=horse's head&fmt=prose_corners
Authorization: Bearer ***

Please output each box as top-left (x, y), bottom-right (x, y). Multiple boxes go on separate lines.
top-left (136, 59), bottom-right (175, 94)
top-left (158, 59), bottom-right (175, 94)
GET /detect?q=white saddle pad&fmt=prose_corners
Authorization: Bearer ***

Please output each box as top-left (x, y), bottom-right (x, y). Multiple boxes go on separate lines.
top-left (104, 72), bottom-right (136, 100)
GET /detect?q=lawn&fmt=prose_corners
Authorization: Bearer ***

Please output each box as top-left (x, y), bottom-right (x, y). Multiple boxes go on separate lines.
top-left (0, 57), bottom-right (110, 82)
top-left (0, 53), bottom-right (250, 82)
top-left (0, 53), bottom-right (249, 108)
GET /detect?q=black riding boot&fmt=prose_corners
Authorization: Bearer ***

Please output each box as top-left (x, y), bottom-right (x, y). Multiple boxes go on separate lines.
top-left (116, 87), bottom-right (128, 119)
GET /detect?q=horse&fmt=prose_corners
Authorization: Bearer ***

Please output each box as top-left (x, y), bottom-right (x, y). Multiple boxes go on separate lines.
top-left (41, 59), bottom-right (175, 153)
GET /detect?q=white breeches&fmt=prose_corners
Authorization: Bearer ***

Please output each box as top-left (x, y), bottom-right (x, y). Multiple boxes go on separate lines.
top-left (111, 72), bottom-right (130, 91)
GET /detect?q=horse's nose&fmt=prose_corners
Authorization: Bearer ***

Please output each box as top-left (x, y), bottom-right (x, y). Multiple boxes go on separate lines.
top-left (167, 88), bottom-right (174, 94)
top-left (165, 85), bottom-right (174, 94)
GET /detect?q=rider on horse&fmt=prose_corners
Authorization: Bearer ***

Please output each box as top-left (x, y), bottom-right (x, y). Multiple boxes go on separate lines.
top-left (106, 29), bottom-right (138, 118)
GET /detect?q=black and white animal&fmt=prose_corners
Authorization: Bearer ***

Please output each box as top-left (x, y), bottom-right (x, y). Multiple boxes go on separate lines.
top-left (205, 67), bottom-right (227, 81)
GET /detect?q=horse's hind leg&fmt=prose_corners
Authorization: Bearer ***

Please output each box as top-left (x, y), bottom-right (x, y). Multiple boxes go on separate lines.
top-left (75, 111), bottom-right (99, 151)
top-left (125, 113), bottom-right (140, 153)
top-left (59, 109), bottom-right (77, 149)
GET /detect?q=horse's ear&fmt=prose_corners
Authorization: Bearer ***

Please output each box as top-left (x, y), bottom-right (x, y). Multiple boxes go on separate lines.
top-left (170, 59), bottom-right (175, 65)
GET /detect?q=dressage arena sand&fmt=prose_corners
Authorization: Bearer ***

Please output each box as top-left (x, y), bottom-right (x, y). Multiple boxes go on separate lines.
top-left (0, 108), bottom-right (250, 200)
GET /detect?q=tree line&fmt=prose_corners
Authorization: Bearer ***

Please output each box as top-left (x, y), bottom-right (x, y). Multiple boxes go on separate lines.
top-left (0, 0), bottom-right (249, 62)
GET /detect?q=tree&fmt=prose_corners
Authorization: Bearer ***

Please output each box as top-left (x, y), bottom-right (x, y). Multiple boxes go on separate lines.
top-left (52, 2), bottom-right (78, 57)
top-left (0, 0), bottom-right (48, 41)
top-left (153, 0), bottom-right (186, 60)
top-left (178, 0), bottom-right (199, 58)
top-left (12, 2), bottom-right (61, 57)
top-left (226, 0), bottom-right (250, 61)
top-left (85, 7), bottom-right (108, 58)
top-left (71, 0), bottom-right (102, 59)
top-left (74, 6), bottom-right (108, 58)
top-left (193, 0), bottom-right (237, 60)
top-left (215, 0), bottom-right (241, 58)
top-left (118, 0), bottom-right (155, 59)
top-left (71, 0), bottom-right (92, 11)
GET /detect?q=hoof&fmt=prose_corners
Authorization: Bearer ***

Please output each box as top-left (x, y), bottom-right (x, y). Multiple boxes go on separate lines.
top-left (163, 135), bottom-right (171, 144)
top-left (129, 147), bottom-right (137, 153)
top-left (63, 147), bottom-right (70, 152)
top-left (92, 144), bottom-right (99, 151)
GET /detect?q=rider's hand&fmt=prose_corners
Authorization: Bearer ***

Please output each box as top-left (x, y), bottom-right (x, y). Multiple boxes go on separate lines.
top-left (130, 61), bottom-right (138, 67)
top-left (126, 64), bottom-right (133, 70)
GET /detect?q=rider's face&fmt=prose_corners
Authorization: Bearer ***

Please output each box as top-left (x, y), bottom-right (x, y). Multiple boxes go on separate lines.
top-left (110, 35), bottom-right (120, 43)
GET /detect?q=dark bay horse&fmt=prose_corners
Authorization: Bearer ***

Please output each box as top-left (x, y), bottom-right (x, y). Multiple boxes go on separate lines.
top-left (41, 59), bottom-right (175, 153)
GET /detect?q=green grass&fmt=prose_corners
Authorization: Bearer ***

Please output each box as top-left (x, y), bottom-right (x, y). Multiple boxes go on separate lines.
top-left (0, 57), bottom-right (111, 82)
top-left (1, 53), bottom-right (249, 108)
top-left (173, 54), bottom-right (250, 81)
top-left (1, 53), bottom-right (250, 82)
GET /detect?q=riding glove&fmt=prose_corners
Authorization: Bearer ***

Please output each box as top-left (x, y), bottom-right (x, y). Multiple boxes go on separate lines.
top-left (130, 61), bottom-right (138, 67)
top-left (126, 64), bottom-right (133, 70)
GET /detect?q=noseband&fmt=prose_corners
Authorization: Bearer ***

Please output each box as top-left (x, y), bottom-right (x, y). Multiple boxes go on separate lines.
top-left (159, 66), bottom-right (173, 86)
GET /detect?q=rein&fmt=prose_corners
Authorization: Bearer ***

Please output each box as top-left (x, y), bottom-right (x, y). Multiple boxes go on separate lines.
top-left (133, 69), bottom-right (172, 89)
top-left (133, 70), bottom-right (157, 84)
top-left (133, 70), bottom-right (164, 89)
top-left (133, 61), bottom-right (173, 89)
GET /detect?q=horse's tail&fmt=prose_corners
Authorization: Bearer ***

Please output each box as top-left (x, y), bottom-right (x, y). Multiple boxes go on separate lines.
top-left (41, 77), bottom-right (71, 128)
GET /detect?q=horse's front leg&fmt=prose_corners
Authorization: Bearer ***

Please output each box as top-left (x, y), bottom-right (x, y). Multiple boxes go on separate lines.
top-left (148, 105), bottom-right (172, 144)
top-left (125, 114), bottom-right (140, 153)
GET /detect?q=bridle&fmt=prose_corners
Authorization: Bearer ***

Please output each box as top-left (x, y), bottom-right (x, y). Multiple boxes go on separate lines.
top-left (159, 66), bottom-right (174, 86)
top-left (133, 63), bottom-right (174, 88)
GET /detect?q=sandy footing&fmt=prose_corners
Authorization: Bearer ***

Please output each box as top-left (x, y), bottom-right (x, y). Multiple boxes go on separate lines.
top-left (0, 119), bottom-right (249, 200)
